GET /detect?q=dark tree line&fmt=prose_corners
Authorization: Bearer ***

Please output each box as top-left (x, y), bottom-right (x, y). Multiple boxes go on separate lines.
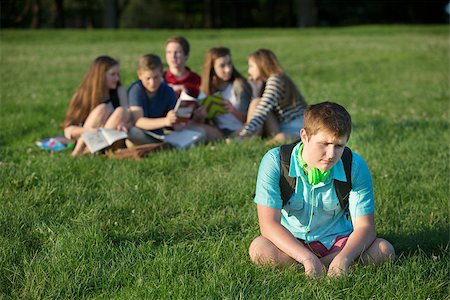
top-left (1, 0), bottom-right (448, 29)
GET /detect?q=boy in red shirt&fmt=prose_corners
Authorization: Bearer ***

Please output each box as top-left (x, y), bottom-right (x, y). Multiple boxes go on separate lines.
top-left (164, 36), bottom-right (201, 98)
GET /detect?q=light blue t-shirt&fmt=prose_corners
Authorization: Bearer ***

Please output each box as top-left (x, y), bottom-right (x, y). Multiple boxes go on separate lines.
top-left (254, 143), bottom-right (375, 249)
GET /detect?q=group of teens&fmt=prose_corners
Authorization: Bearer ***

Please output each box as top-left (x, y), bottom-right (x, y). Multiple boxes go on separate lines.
top-left (62, 36), bottom-right (308, 156)
top-left (61, 36), bottom-right (396, 277)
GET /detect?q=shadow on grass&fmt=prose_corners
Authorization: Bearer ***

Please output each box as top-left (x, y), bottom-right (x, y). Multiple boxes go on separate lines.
top-left (382, 223), bottom-right (449, 256)
top-left (105, 220), bottom-right (449, 258)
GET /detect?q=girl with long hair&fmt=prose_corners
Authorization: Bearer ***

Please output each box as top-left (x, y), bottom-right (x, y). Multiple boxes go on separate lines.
top-left (197, 46), bottom-right (252, 140)
top-left (62, 55), bottom-right (130, 155)
top-left (238, 49), bottom-right (307, 143)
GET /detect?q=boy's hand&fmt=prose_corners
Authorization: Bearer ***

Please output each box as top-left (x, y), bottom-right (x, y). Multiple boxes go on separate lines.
top-left (327, 255), bottom-right (350, 277)
top-left (301, 256), bottom-right (324, 278)
top-left (165, 110), bottom-right (177, 126)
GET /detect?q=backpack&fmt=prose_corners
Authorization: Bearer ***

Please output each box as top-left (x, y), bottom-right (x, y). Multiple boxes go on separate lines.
top-left (279, 143), bottom-right (353, 211)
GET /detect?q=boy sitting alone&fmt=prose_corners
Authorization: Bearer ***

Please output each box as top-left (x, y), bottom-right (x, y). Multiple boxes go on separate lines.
top-left (127, 54), bottom-right (178, 145)
top-left (248, 101), bottom-right (395, 277)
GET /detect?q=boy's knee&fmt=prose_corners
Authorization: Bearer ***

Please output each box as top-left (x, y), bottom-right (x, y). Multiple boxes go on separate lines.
top-left (248, 236), bottom-right (273, 264)
top-left (249, 236), bottom-right (295, 267)
top-left (126, 127), bottom-right (163, 147)
top-left (378, 239), bottom-right (395, 261)
top-left (126, 127), bottom-right (149, 146)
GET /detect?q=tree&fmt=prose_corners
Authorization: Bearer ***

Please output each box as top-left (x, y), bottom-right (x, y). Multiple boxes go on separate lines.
top-left (297, 0), bottom-right (317, 27)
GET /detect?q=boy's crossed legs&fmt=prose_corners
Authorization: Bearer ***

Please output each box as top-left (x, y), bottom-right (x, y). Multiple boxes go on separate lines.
top-left (249, 235), bottom-right (395, 277)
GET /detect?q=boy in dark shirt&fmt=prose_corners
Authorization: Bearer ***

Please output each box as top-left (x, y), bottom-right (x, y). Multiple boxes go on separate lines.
top-left (127, 54), bottom-right (178, 145)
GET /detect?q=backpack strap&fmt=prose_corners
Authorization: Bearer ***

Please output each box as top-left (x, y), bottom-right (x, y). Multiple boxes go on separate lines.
top-left (279, 143), bottom-right (297, 207)
top-left (333, 147), bottom-right (353, 211)
top-left (279, 144), bottom-right (353, 210)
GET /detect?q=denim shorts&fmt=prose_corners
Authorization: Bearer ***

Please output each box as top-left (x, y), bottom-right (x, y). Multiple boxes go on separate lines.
top-left (280, 113), bottom-right (304, 137)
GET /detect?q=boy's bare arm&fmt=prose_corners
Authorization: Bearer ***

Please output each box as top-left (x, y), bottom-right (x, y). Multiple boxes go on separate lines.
top-left (130, 106), bottom-right (177, 130)
top-left (257, 204), bottom-right (322, 273)
top-left (327, 214), bottom-right (376, 276)
top-left (129, 106), bottom-right (143, 125)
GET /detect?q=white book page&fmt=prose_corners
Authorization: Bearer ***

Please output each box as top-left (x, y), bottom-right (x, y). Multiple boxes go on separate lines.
top-left (164, 129), bottom-right (203, 149)
top-left (179, 90), bottom-right (197, 100)
top-left (175, 100), bottom-right (196, 118)
top-left (100, 128), bottom-right (127, 145)
top-left (175, 91), bottom-right (198, 119)
top-left (82, 131), bottom-right (109, 153)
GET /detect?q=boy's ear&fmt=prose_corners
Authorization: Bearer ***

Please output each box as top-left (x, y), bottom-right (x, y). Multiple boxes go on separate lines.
top-left (300, 128), bottom-right (308, 143)
top-left (136, 70), bottom-right (141, 77)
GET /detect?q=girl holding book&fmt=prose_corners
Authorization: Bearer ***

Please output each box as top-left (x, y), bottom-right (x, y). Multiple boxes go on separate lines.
top-left (61, 55), bottom-right (130, 156)
top-left (198, 47), bottom-right (253, 140)
top-left (238, 49), bottom-right (307, 143)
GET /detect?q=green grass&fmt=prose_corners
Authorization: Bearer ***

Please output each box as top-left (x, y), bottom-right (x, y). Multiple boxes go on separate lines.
top-left (1, 26), bottom-right (448, 299)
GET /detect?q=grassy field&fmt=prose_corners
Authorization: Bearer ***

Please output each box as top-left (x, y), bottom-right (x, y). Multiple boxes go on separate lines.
top-left (0, 26), bottom-right (448, 299)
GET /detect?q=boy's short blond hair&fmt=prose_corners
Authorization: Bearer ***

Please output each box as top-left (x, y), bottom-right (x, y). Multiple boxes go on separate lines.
top-left (138, 54), bottom-right (163, 72)
top-left (302, 102), bottom-right (352, 139)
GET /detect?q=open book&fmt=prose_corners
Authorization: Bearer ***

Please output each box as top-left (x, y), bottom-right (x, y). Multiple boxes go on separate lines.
top-left (145, 128), bottom-right (204, 150)
top-left (199, 94), bottom-right (226, 120)
top-left (174, 91), bottom-right (198, 124)
top-left (82, 128), bottom-right (127, 153)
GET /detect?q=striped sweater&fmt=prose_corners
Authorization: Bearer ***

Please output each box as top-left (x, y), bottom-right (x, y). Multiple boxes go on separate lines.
top-left (239, 74), bottom-right (307, 137)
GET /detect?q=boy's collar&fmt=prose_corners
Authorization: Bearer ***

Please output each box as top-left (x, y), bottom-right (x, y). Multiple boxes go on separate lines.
top-left (289, 143), bottom-right (347, 182)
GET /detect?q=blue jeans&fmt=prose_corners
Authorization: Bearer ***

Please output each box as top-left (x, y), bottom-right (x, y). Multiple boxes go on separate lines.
top-left (280, 112), bottom-right (304, 137)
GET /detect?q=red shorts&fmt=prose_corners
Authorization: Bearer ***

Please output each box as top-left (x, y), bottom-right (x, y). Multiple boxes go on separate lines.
top-left (300, 235), bottom-right (349, 258)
